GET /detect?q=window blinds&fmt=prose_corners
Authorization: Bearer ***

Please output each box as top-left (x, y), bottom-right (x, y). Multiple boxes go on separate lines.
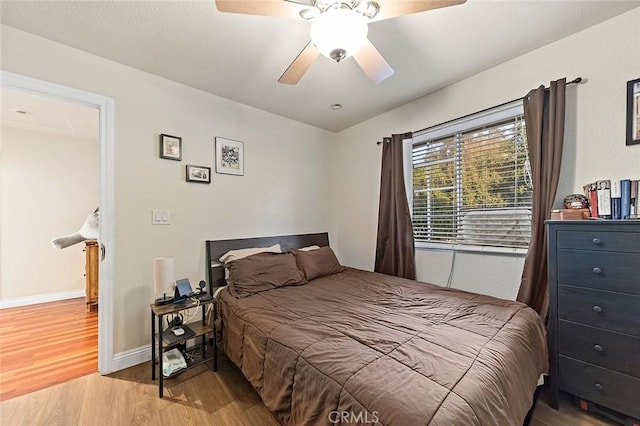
top-left (412, 114), bottom-right (532, 249)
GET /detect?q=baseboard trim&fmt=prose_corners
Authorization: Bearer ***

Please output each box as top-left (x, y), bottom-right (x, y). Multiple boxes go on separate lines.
top-left (0, 289), bottom-right (85, 309)
top-left (110, 344), bottom-right (151, 373)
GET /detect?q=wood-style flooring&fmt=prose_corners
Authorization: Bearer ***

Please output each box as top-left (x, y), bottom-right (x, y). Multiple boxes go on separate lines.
top-left (0, 297), bottom-right (98, 402)
top-left (0, 351), bottom-right (616, 426)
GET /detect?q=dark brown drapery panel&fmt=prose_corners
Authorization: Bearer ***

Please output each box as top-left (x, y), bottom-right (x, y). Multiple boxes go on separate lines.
top-left (375, 132), bottom-right (416, 280)
top-left (517, 78), bottom-right (566, 316)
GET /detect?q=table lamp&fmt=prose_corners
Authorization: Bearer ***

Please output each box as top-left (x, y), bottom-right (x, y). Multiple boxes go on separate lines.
top-left (153, 257), bottom-right (175, 305)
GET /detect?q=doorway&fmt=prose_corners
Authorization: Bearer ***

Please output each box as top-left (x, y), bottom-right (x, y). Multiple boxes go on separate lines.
top-left (0, 87), bottom-right (100, 400)
top-left (0, 71), bottom-right (115, 380)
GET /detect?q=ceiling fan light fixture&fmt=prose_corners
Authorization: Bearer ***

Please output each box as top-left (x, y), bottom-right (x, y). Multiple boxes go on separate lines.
top-left (310, 8), bottom-right (368, 63)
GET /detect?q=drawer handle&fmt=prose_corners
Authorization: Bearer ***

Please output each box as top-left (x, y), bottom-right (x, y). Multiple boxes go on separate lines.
top-left (593, 344), bottom-right (604, 352)
top-left (592, 267), bottom-right (602, 274)
top-left (592, 238), bottom-right (602, 245)
top-left (594, 383), bottom-right (604, 392)
top-left (592, 305), bottom-right (603, 313)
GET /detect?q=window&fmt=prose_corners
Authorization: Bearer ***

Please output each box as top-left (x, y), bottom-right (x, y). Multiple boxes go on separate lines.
top-left (410, 101), bottom-right (532, 251)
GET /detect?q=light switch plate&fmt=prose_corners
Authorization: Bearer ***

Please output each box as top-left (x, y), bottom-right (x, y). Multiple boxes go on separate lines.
top-left (152, 209), bottom-right (171, 225)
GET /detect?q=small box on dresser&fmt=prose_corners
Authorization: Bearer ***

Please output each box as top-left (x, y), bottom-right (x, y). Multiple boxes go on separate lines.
top-left (547, 220), bottom-right (640, 423)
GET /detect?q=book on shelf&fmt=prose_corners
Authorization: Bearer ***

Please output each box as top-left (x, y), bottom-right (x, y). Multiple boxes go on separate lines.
top-left (596, 180), bottom-right (612, 219)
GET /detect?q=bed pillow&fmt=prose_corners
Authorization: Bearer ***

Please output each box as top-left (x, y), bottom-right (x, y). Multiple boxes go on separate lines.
top-left (293, 246), bottom-right (345, 281)
top-left (221, 244), bottom-right (282, 282)
top-left (219, 243), bottom-right (282, 266)
top-left (227, 252), bottom-right (306, 298)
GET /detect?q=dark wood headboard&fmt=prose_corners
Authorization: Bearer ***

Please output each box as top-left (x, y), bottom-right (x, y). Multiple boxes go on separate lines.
top-left (205, 232), bottom-right (329, 288)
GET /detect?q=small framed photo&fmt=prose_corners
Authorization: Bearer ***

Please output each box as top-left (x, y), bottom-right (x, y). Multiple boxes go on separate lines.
top-left (186, 164), bottom-right (211, 184)
top-left (215, 137), bottom-right (244, 176)
top-left (159, 134), bottom-right (182, 160)
top-left (627, 78), bottom-right (640, 146)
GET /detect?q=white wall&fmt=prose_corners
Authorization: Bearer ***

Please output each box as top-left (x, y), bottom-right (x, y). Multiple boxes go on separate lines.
top-left (0, 127), bottom-right (99, 301)
top-left (1, 25), bottom-right (334, 354)
top-left (330, 8), bottom-right (640, 300)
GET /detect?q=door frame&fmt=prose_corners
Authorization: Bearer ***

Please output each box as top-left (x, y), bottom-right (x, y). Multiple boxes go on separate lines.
top-left (1, 70), bottom-right (115, 374)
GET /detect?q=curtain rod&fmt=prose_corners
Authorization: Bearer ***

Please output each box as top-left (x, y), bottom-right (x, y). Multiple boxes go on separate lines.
top-left (377, 77), bottom-right (583, 145)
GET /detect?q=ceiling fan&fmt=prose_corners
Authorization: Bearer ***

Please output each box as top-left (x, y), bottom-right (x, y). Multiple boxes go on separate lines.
top-left (215, 0), bottom-right (466, 85)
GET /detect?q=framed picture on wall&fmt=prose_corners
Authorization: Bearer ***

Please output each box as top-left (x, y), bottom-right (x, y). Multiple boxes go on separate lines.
top-left (627, 78), bottom-right (640, 146)
top-left (159, 134), bottom-right (182, 160)
top-left (186, 164), bottom-right (211, 184)
top-left (215, 137), bottom-right (244, 175)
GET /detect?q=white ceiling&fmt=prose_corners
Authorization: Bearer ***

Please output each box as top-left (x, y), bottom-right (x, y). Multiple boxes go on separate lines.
top-left (1, 1), bottom-right (638, 132)
top-left (0, 87), bottom-right (99, 140)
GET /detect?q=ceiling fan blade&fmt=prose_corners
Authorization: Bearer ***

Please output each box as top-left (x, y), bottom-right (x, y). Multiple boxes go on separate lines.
top-left (278, 42), bottom-right (320, 85)
top-left (353, 39), bottom-right (394, 84)
top-left (371, 0), bottom-right (466, 22)
top-left (215, 0), bottom-right (310, 19)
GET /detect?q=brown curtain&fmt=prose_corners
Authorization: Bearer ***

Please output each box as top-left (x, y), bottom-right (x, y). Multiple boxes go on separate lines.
top-left (375, 132), bottom-right (416, 279)
top-left (517, 78), bottom-right (566, 316)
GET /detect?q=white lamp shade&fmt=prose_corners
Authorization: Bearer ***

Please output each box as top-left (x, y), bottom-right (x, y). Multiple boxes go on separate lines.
top-left (310, 8), bottom-right (368, 61)
top-left (153, 257), bottom-right (175, 297)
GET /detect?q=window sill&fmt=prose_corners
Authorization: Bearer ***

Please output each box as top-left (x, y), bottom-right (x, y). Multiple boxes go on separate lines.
top-left (415, 241), bottom-right (528, 256)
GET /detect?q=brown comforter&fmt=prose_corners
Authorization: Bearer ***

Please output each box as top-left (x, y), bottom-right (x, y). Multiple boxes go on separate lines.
top-left (217, 268), bottom-right (547, 425)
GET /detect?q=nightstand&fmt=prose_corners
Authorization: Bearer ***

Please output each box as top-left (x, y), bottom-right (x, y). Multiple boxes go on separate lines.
top-left (150, 297), bottom-right (217, 398)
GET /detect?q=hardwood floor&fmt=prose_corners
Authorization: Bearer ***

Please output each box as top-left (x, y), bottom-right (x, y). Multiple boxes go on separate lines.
top-left (0, 297), bottom-right (98, 402)
top-left (0, 351), bottom-right (616, 426)
top-left (529, 391), bottom-right (616, 426)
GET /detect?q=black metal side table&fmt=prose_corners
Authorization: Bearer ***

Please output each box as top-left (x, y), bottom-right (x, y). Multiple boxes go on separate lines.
top-left (150, 297), bottom-right (217, 397)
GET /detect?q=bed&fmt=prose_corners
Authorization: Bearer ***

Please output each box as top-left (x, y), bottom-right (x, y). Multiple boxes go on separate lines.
top-left (206, 233), bottom-right (548, 425)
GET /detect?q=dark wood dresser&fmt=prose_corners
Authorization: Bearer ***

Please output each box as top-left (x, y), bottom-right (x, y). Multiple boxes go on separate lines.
top-left (84, 240), bottom-right (99, 312)
top-left (547, 220), bottom-right (640, 421)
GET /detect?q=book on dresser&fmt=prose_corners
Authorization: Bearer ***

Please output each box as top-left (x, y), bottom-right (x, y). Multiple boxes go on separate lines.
top-left (546, 220), bottom-right (640, 423)
top-left (595, 180), bottom-right (612, 219)
top-left (621, 179), bottom-right (631, 220)
top-left (610, 181), bottom-right (622, 220)
top-left (631, 180), bottom-right (638, 218)
top-left (629, 180), bottom-right (640, 219)
top-left (585, 183), bottom-right (599, 218)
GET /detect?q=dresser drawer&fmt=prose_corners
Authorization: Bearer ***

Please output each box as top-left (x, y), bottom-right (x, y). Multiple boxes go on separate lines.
top-left (559, 321), bottom-right (640, 377)
top-left (557, 230), bottom-right (640, 253)
top-left (557, 249), bottom-right (640, 295)
top-left (558, 286), bottom-right (640, 337)
top-left (559, 356), bottom-right (640, 419)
